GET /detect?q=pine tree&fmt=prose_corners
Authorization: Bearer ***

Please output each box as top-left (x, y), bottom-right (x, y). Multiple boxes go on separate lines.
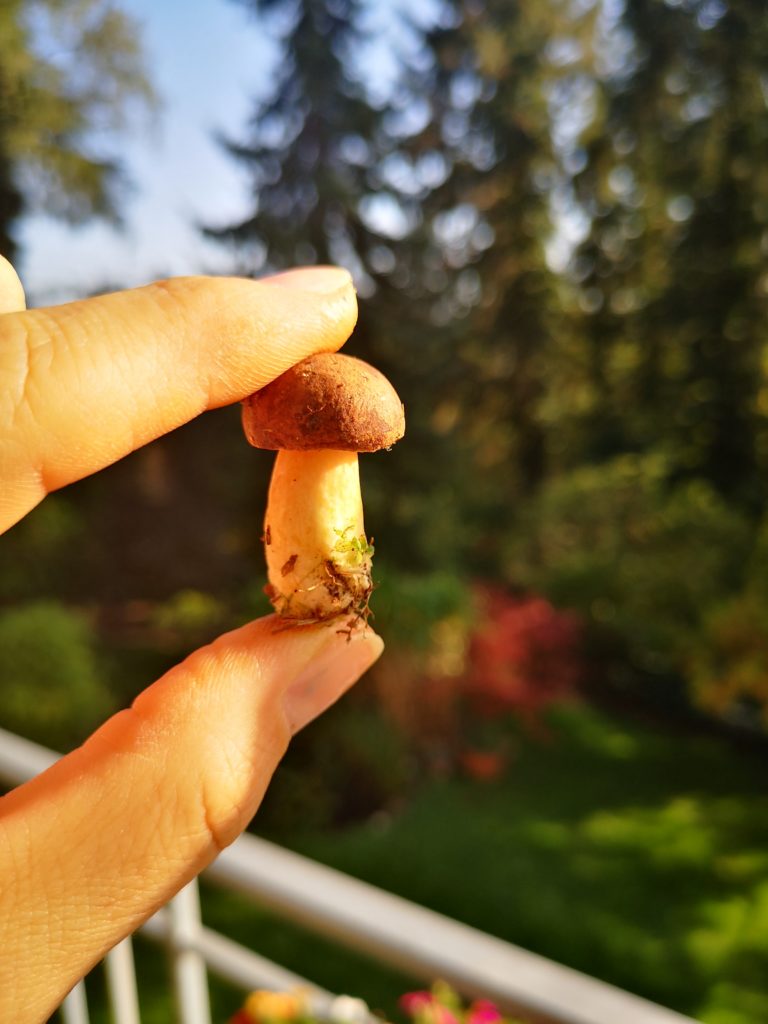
top-left (571, 0), bottom-right (768, 510)
top-left (387, 1), bottom-right (581, 557)
top-left (206, 0), bottom-right (383, 279)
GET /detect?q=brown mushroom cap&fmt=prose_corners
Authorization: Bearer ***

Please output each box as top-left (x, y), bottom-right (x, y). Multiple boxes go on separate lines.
top-left (242, 352), bottom-right (405, 452)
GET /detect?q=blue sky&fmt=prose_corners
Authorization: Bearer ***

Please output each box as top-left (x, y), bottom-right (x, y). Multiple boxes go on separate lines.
top-left (19, 0), bottom-right (276, 302)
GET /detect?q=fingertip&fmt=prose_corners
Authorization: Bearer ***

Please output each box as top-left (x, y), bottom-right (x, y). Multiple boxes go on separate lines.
top-left (279, 621), bottom-right (384, 734)
top-left (182, 614), bottom-right (383, 736)
top-left (0, 255), bottom-right (26, 313)
top-left (266, 265), bottom-right (354, 295)
top-left (137, 270), bottom-right (359, 402)
top-left (136, 613), bottom-right (382, 773)
top-left (240, 269), bottom-right (359, 388)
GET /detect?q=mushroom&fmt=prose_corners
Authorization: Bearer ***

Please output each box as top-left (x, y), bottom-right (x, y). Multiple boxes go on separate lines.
top-left (242, 352), bottom-right (405, 624)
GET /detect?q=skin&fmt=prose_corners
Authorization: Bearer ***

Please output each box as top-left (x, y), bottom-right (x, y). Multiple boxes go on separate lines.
top-left (0, 257), bottom-right (383, 1021)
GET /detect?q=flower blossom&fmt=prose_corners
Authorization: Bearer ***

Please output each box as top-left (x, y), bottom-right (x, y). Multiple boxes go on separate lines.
top-left (467, 1001), bottom-right (503, 1024)
top-left (399, 991), bottom-right (459, 1024)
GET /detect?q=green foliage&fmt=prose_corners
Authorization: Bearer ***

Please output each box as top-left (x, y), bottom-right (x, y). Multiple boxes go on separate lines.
top-left (0, 600), bottom-right (111, 749)
top-left (258, 703), bottom-right (412, 833)
top-left (150, 588), bottom-right (227, 637)
top-left (0, 496), bottom-right (83, 600)
top-left (687, 517), bottom-right (768, 727)
top-left (0, 0), bottom-right (154, 255)
top-left (332, 528), bottom-right (374, 570)
top-left (61, 704), bottom-right (768, 1024)
top-left (372, 564), bottom-right (474, 652)
top-left (569, 0), bottom-right (768, 504)
top-left (504, 455), bottom-right (752, 680)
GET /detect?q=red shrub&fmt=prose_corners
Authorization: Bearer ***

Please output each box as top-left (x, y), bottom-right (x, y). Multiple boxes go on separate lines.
top-left (465, 587), bottom-right (583, 719)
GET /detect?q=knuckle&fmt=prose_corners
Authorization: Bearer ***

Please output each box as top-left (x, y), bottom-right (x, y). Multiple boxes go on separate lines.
top-left (0, 316), bottom-right (36, 433)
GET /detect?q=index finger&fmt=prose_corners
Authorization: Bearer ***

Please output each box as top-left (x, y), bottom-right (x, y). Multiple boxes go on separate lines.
top-left (0, 267), bottom-right (357, 533)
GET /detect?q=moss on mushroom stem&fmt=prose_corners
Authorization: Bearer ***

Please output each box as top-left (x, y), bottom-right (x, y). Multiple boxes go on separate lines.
top-left (263, 449), bottom-right (373, 622)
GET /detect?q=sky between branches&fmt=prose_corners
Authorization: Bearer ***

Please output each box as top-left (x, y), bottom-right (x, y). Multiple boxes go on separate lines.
top-left (17, 0), bottom-right (426, 303)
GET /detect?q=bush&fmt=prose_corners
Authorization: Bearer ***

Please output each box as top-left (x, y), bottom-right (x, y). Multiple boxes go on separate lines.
top-left (150, 588), bottom-right (227, 640)
top-left (0, 497), bottom-right (84, 601)
top-left (466, 587), bottom-right (583, 720)
top-left (0, 601), bottom-right (111, 750)
top-left (689, 593), bottom-right (768, 731)
top-left (365, 566), bottom-right (475, 753)
top-left (371, 565), bottom-right (474, 653)
top-left (504, 454), bottom-right (752, 688)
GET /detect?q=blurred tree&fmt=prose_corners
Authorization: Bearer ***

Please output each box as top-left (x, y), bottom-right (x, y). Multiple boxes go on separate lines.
top-left (504, 452), bottom-right (752, 691)
top-left (0, 601), bottom-right (111, 749)
top-left (379, 0), bottom-right (599, 572)
top-left (419, 1), bottom-right (558, 494)
top-left (205, 0), bottom-right (383, 278)
top-left (0, 0), bottom-right (154, 260)
top-left (570, 0), bottom-right (768, 511)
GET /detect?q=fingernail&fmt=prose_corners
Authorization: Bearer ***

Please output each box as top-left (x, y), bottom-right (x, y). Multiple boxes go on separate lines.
top-left (266, 266), bottom-right (353, 295)
top-left (282, 626), bottom-right (384, 734)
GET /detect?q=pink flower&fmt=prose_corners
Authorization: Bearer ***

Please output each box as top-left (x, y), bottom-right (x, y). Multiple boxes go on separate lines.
top-left (399, 993), bottom-right (461, 1024)
top-left (399, 992), bottom-right (434, 1016)
top-left (436, 1009), bottom-right (459, 1024)
top-left (467, 1001), bottom-right (503, 1024)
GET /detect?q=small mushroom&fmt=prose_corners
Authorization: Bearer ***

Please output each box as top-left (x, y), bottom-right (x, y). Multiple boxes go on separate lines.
top-left (243, 352), bottom-right (405, 623)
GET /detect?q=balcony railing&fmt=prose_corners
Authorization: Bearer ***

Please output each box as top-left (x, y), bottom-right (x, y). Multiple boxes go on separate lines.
top-left (0, 726), bottom-right (700, 1024)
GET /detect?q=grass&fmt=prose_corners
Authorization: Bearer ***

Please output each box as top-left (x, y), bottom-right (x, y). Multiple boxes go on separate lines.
top-left (223, 703), bottom-right (768, 1024)
top-left (65, 702), bottom-right (768, 1024)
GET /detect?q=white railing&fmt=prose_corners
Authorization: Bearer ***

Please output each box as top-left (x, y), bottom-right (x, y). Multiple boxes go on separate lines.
top-left (0, 727), bottom-right (700, 1024)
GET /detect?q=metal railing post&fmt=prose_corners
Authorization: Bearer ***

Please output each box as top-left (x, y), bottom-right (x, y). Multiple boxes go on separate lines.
top-left (167, 879), bottom-right (212, 1024)
top-left (60, 982), bottom-right (90, 1024)
top-left (104, 937), bottom-right (142, 1024)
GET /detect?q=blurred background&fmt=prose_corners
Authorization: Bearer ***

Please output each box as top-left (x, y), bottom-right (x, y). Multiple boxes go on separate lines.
top-left (1, 0), bottom-right (768, 1021)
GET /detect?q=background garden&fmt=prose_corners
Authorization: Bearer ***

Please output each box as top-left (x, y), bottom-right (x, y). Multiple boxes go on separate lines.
top-left (1, 0), bottom-right (768, 1021)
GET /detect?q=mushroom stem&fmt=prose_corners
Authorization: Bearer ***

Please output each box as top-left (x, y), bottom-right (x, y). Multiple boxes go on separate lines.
top-left (264, 449), bottom-right (373, 622)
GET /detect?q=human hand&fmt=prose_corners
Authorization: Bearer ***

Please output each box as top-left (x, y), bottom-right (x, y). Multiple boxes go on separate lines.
top-left (0, 256), bottom-right (383, 1020)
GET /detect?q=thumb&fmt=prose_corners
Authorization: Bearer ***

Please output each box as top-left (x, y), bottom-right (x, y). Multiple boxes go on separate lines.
top-left (0, 616), bottom-right (382, 1020)
top-left (0, 254), bottom-right (26, 313)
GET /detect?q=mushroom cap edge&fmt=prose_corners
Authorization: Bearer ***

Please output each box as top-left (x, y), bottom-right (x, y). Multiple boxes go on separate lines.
top-left (242, 352), bottom-right (405, 453)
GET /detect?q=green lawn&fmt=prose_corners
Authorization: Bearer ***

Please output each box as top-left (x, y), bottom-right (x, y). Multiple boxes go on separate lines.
top-left (210, 704), bottom-right (768, 1024)
top-left (72, 703), bottom-right (768, 1024)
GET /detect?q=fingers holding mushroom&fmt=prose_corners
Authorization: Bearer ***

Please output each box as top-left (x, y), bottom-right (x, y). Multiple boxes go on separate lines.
top-left (243, 353), bottom-right (405, 624)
